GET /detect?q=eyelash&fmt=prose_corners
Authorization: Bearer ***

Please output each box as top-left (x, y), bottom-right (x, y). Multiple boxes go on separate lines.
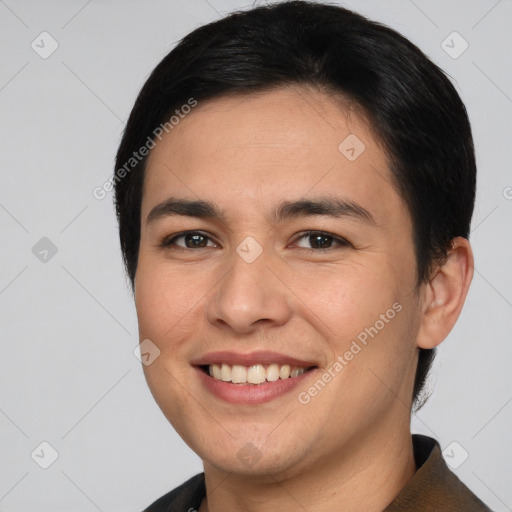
top-left (160, 230), bottom-right (352, 252)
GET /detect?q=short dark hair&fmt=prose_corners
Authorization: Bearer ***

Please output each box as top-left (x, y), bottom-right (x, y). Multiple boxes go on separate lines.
top-left (113, 0), bottom-right (476, 411)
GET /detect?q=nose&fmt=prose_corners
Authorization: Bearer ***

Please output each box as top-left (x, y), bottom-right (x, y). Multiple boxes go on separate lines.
top-left (206, 245), bottom-right (293, 334)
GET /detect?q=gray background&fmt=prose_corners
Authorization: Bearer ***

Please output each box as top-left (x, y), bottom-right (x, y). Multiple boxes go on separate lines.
top-left (1, 0), bottom-right (511, 511)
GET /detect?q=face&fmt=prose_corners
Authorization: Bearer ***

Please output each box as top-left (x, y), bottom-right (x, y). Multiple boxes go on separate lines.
top-left (135, 86), bottom-right (423, 478)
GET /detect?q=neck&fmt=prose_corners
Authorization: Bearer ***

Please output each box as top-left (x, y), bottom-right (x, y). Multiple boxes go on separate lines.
top-left (200, 421), bottom-right (416, 512)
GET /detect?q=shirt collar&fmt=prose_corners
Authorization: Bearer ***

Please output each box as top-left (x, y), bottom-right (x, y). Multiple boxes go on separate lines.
top-left (384, 434), bottom-right (491, 511)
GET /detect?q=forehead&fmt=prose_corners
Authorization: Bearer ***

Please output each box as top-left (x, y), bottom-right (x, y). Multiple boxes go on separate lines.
top-left (142, 87), bottom-right (406, 226)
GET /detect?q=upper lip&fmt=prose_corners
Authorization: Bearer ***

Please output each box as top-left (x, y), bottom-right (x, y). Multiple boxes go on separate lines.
top-left (191, 350), bottom-right (318, 368)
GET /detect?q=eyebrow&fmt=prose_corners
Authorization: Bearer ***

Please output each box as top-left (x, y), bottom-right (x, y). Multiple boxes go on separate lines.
top-left (146, 196), bottom-right (377, 227)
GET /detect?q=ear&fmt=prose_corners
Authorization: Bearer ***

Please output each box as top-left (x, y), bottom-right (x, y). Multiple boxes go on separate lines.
top-left (416, 237), bottom-right (474, 350)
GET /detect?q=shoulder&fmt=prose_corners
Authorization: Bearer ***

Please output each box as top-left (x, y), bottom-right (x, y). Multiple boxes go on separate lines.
top-left (141, 473), bottom-right (205, 512)
top-left (385, 434), bottom-right (494, 511)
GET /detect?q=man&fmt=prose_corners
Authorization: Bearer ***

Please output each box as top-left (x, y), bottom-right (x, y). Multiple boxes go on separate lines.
top-left (113, 1), bottom-right (492, 510)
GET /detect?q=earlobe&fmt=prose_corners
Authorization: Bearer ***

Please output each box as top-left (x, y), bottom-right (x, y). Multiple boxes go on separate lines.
top-left (416, 237), bottom-right (474, 350)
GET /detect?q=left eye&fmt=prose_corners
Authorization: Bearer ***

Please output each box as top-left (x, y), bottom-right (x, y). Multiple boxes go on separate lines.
top-left (293, 231), bottom-right (351, 250)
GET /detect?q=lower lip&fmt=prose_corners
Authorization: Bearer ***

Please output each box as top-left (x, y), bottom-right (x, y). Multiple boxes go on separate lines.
top-left (195, 367), bottom-right (314, 405)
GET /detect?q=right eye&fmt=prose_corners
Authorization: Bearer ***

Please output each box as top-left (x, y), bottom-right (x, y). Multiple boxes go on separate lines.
top-left (161, 231), bottom-right (219, 250)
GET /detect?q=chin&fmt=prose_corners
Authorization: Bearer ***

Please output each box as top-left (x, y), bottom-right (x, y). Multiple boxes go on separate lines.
top-left (190, 424), bottom-right (316, 479)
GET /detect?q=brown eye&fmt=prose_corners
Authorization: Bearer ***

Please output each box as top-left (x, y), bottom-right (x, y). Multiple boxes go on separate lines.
top-left (295, 231), bottom-right (351, 250)
top-left (162, 231), bottom-right (217, 249)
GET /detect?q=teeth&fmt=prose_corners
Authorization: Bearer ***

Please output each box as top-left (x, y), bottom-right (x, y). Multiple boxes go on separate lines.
top-left (266, 363), bottom-right (280, 382)
top-left (231, 364), bottom-right (247, 383)
top-left (207, 363), bottom-right (309, 384)
top-left (211, 364), bottom-right (222, 380)
top-left (247, 365), bottom-right (266, 384)
top-left (221, 363), bottom-right (231, 382)
top-left (290, 367), bottom-right (305, 378)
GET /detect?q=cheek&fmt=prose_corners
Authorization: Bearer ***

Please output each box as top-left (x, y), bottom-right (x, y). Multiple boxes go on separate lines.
top-left (134, 261), bottom-right (202, 428)
top-left (134, 255), bottom-right (204, 340)
top-left (289, 262), bottom-right (403, 351)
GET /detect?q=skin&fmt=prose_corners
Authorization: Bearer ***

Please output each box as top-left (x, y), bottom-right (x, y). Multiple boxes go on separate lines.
top-left (134, 86), bottom-right (473, 512)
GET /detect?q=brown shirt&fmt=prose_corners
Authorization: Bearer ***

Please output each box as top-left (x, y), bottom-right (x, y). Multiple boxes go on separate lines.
top-left (143, 434), bottom-right (493, 511)
top-left (383, 434), bottom-right (492, 511)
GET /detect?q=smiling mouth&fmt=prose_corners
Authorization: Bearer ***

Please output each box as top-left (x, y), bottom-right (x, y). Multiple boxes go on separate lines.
top-left (200, 363), bottom-right (316, 384)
